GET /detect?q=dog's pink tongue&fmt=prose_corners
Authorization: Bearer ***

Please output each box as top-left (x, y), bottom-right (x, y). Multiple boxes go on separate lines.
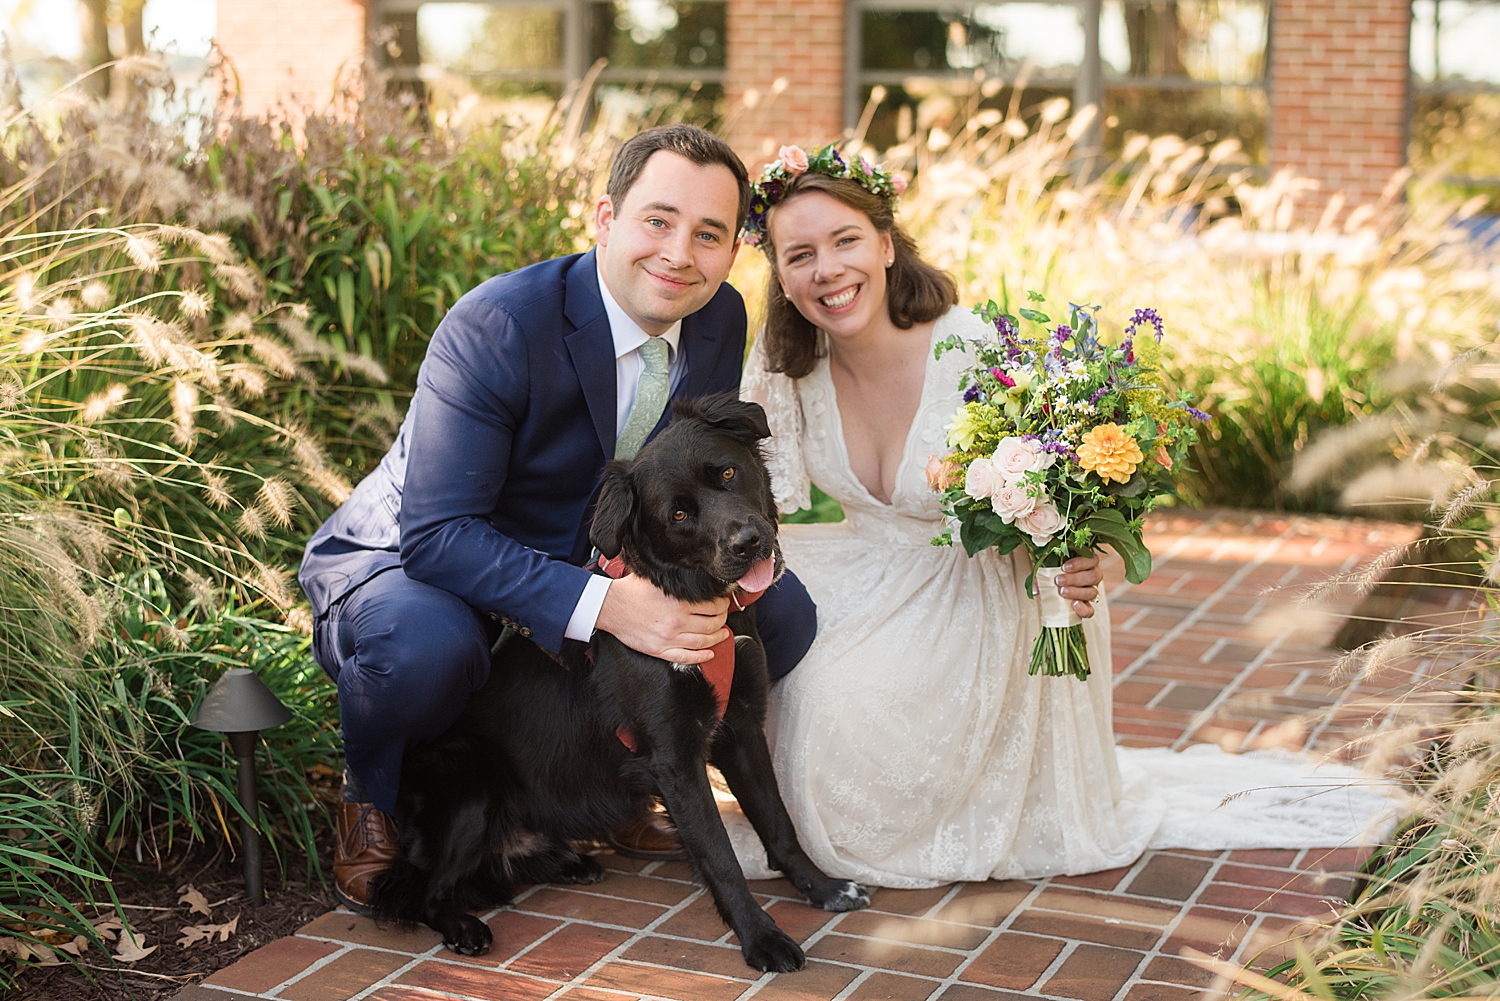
top-left (736, 557), bottom-right (776, 594)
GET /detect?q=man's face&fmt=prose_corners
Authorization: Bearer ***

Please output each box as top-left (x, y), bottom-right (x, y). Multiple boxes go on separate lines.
top-left (595, 151), bottom-right (742, 335)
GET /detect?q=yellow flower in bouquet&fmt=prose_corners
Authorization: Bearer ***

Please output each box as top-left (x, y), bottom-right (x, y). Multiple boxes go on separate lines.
top-left (1077, 424), bottom-right (1143, 483)
top-left (946, 403), bottom-right (996, 451)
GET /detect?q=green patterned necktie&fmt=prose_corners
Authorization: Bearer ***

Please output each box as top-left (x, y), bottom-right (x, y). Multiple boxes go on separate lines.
top-left (615, 336), bottom-right (671, 460)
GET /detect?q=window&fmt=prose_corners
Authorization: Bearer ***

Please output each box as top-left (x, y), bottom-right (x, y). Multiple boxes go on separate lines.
top-left (1410, 0), bottom-right (1500, 206)
top-left (849, 2), bottom-right (1081, 151)
top-left (849, 0), bottom-right (1269, 161)
top-left (374, 0), bottom-right (726, 128)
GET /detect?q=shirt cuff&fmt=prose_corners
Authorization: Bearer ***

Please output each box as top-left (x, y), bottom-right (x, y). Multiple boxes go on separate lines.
top-left (563, 574), bottom-right (612, 641)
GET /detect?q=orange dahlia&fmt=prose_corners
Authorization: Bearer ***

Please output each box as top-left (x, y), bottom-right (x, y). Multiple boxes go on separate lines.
top-left (1077, 424), bottom-right (1143, 484)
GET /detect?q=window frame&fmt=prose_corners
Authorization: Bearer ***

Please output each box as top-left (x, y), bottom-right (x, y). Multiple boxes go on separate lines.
top-left (1408, 0), bottom-right (1500, 188)
top-left (843, 0), bottom-right (1272, 153)
top-left (372, 0), bottom-right (728, 96)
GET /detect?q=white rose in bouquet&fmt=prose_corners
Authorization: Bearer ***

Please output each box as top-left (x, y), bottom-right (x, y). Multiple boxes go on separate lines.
top-left (963, 457), bottom-right (1005, 500)
top-left (992, 436), bottom-right (1055, 483)
top-left (992, 483), bottom-right (1037, 523)
top-left (1018, 500), bottom-right (1064, 546)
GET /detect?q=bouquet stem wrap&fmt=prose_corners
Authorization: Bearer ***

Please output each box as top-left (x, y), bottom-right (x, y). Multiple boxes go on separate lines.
top-left (1030, 565), bottom-right (1090, 680)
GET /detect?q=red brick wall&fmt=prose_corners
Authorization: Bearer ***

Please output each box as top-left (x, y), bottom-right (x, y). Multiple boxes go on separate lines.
top-left (216, 0), bottom-right (369, 118)
top-left (724, 0), bottom-right (845, 163)
top-left (1269, 0), bottom-right (1411, 210)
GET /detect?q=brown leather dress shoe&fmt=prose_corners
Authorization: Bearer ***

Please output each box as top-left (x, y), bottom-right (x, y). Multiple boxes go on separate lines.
top-left (608, 805), bottom-right (688, 861)
top-left (334, 802), bottom-right (400, 913)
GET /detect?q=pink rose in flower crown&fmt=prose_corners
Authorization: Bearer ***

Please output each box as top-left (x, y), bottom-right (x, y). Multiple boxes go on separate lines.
top-left (992, 437), bottom-right (1055, 484)
top-left (1018, 500), bottom-right (1064, 546)
top-left (991, 483), bottom-right (1037, 523)
top-left (779, 145), bottom-right (809, 175)
top-left (891, 173), bottom-right (908, 195)
top-left (963, 457), bottom-right (1004, 500)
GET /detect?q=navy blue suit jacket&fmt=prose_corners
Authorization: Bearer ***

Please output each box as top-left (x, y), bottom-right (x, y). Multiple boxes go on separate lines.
top-left (298, 250), bottom-right (748, 652)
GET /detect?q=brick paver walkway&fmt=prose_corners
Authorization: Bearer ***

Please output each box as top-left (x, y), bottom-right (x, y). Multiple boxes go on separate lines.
top-left (173, 509), bottom-right (1475, 1001)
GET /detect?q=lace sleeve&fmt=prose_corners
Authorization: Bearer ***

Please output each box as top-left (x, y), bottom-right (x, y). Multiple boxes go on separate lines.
top-left (742, 331), bottom-right (811, 515)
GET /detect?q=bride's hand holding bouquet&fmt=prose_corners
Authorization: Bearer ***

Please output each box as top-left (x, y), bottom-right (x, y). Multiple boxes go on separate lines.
top-left (928, 295), bottom-right (1208, 680)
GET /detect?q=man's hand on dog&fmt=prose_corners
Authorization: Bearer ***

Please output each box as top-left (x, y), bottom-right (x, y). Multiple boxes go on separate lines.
top-left (1045, 555), bottom-right (1103, 618)
top-left (596, 574), bottom-right (732, 663)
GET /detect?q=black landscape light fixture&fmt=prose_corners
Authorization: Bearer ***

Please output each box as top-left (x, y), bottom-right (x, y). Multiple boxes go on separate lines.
top-left (189, 668), bottom-right (292, 906)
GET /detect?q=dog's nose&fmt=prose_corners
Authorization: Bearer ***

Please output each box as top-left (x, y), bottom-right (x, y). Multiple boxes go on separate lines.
top-left (729, 524), bottom-right (762, 559)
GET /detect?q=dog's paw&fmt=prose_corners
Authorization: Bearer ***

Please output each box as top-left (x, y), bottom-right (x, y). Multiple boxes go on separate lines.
top-left (817, 880), bottom-right (871, 912)
top-left (802, 879), bottom-right (870, 912)
top-left (554, 853), bottom-right (606, 885)
top-left (442, 915), bottom-right (494, 957)
top-left (740, 925), bottom-right (805, 973)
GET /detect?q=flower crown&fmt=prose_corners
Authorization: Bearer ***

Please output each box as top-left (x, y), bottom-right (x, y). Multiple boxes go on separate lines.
top-left (741, 143), bottom-right (908, 248)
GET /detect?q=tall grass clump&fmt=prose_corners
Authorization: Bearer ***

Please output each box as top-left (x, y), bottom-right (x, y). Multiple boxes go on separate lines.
top-left (729, 93), bottom-right (1500, 511)
top-left (0, 60), bottom-right (619, 983)
top-left (0, 70), bottom-right (364, 979)
top-left (196, 83), bottom-right (600, 472)
top-left (1198, 375), bottom-right (1500, 998)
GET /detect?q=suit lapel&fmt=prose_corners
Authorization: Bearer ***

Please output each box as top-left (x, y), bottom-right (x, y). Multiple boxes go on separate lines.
top-left (563, 250), bottom-right (617, 458)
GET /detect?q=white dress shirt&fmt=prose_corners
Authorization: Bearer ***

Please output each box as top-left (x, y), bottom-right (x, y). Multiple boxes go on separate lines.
top-left (561, 260), bottom-right (686, 641)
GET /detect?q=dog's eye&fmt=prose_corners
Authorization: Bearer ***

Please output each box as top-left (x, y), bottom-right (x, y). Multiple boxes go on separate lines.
top-left (672, 509), bottom-right (688, 522)
top-left (721, 467), bottom-right (735, 482)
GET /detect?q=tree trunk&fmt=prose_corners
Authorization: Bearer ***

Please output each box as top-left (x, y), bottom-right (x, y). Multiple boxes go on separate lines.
top-left (122, 0), bottom-right (147, 55)
top-left (78, 0), bottom-right (112, 96)
top-left (1123, 1), bottom-right (1185, 77)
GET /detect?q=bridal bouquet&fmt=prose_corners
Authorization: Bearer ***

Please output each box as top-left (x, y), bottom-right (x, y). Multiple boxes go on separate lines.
top-left (928, 295), bottom-right (1208, 680)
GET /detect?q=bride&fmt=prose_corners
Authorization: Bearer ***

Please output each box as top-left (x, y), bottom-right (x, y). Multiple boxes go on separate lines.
top-left (737, 147), bottom-right (1160, 888)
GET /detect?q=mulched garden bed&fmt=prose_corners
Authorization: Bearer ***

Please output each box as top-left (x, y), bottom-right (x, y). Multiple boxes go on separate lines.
top-left (7, 831), bottom-right (337, 1001)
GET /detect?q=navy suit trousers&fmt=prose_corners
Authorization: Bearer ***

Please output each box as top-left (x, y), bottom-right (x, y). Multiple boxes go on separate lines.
top-left (312, 566), bottom-right (818, 815)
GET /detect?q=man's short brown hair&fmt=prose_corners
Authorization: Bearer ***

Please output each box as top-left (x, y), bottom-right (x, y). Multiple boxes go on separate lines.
top-left (605, 124), bottom-right (752, 235)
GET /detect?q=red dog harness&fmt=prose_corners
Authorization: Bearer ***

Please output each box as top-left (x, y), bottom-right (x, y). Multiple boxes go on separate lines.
top-left (597, 553), bottom-right (767, 751)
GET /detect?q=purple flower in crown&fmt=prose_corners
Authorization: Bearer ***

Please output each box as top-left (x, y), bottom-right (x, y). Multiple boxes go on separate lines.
top-left (1183, 405), bottom-right (1210, 421)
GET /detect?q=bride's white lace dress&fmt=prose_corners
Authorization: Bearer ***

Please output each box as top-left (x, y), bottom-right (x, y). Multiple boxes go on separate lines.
top-left (731, 306), bottom-right (1398, 888)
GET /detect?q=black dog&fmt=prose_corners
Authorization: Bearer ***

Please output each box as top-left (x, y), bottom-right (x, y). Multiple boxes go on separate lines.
top-left (369, 395), bottom-right (869, 973)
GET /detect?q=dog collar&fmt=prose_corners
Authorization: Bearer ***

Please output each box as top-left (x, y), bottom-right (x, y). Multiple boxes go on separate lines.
top-left (595, 553), bottom-right (767, 752)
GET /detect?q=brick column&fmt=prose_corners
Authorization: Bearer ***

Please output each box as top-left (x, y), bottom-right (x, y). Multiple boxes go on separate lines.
top-left (215, 0), bottom-right (369, 118)
top-left (1268, 0), bottom-right (1411, 211)
top-left (725, 0), bottom-right (845, 163)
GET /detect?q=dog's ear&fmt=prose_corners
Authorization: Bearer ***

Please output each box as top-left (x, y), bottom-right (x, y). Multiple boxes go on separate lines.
top-left (590, 460), bottom-right (636, 559)
top-left (673, 393), bottom-right (771, 444)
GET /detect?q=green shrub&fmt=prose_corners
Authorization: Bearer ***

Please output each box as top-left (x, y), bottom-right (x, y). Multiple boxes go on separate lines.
top-left (198, 97), bottom-right (598, 473)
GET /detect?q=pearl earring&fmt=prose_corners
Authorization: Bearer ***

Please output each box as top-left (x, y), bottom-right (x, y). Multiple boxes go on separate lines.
top-left (886, 258), bottom-right (894, 267)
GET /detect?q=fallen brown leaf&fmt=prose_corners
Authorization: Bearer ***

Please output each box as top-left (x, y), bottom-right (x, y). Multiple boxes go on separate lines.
top-left (177, 884), bottom-right (211, 918)
top-left (176, 914), bottom-right (238, 949)
top-left (112, 927), bottom-right (156, 963)
top-left (0, 937), bottom-right (64, 966)
top-left (55, 935), bottom-right (89, 956)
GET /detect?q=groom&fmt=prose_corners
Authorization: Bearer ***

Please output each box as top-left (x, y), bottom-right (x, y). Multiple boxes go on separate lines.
top-left (298, 124), bottom-right (819, 911)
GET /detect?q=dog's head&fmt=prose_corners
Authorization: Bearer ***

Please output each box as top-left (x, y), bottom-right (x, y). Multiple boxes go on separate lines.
top-left (591, 394), bottom-right (782, 603)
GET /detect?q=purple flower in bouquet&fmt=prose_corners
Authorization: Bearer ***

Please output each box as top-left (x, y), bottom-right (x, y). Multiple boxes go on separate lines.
top-left (963, 384), bottom-right (982, 403)
top-left (1126, 308), bottom-right (1164, 343)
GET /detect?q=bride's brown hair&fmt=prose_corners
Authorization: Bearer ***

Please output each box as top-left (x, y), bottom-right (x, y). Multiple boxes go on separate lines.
top-left (760, 172), bottom-right (957, 379)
